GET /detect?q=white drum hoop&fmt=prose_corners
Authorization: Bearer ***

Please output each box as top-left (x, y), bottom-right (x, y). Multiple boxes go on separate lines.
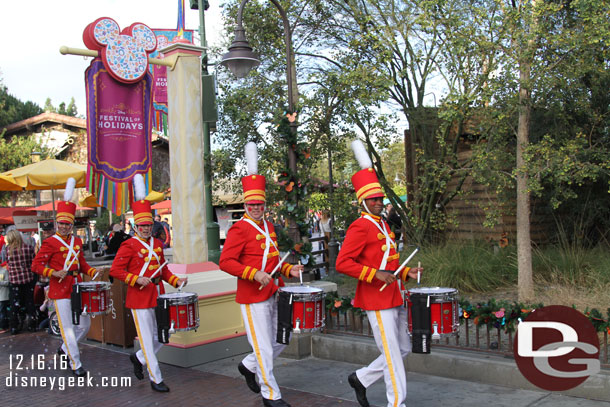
top-left (158, 292), bottom-right (198, 305)
top-left (76, 281), bottom-right (111, 292)
top-left (279, 286), bottom-right (324, 302)
top-left (407, 287), bottom-right (457, 303)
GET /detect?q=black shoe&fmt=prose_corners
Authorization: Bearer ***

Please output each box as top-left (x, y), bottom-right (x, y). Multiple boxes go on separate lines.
top-left (72, 367), bottom-right (87, 377)
top-left (10, 328), bottom-right (18, 335)
top-left (348, 372), bottom-right (370, 407)
top-left (262, 398), bottom-right (291, 407)
top-left (238, 362), bottom-right (260, 393)
top-left (150, 381), bottom-right (170, 392)
top-left (129, 353), bottom-right (144, 380)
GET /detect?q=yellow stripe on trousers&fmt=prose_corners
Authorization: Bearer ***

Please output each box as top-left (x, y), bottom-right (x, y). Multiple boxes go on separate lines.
top-left (132, 311), bottom-right (157, 383)
top-left (245, 304), bottom-right (272, 399)
top-left (54, 300), bottom-right (76, 369)
top-left (375, 310), bottom-right (399, 407)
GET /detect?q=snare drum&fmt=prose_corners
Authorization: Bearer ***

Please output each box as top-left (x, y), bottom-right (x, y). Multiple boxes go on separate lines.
top-left (278, 286), bottom-right (325, 333)
top-left (74, 281), bottom-right (111, 315)
top-left (156, 292), bottom-right (199, 333)
top-left (405, 287), bottom-right (459, 338)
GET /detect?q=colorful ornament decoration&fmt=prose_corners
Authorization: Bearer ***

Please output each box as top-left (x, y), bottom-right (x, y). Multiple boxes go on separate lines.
top-left (83, 17), bottom-right (157, 83)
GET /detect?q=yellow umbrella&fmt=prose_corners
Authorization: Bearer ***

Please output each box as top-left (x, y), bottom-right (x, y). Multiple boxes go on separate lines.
top-left (2, 159), bottom-right (86, 190)
top-left (0, 174), bottom-right (23, 191)
top-left (79, 193), bottom-right (102, 208)
top-left (2, 159), bottom-right (87, 220)
top-left (146, 190), bottom-right (166, 203)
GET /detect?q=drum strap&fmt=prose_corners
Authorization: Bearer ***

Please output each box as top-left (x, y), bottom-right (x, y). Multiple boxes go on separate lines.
top-left (53, 235), bottom-right (80, 273)
top-left (135, 237), bottom-right (160, 277)
top-left (363, 215), bottom-right (394, 270)
top-left (243, 218), bottom-right (277, 273)
top-left (276, 293), bottom-right (293, 345)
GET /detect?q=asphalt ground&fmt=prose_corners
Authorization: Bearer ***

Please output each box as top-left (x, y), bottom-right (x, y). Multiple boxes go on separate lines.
top-left (1, 328), bottom-right (609, 407)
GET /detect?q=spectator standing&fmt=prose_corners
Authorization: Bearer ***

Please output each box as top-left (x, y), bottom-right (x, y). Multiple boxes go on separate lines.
top-left (5, 229), bottom-right (37, 334)
top-left (0, 263), bottom-right (9, 330)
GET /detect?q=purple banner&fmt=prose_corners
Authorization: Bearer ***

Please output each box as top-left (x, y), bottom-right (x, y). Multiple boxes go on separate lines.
top-left (85, 58), bottom-right (152, 182)
top-left (153, 64), bottom-right (167, 105)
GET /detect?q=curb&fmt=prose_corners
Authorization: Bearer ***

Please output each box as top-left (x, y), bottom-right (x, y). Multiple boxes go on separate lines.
top-left (309, 333), bottom-right (610, 402)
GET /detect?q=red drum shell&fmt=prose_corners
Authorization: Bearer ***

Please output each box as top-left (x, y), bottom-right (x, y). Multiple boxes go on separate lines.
top-left (279, 286), bottom-right (325, 332)
top-left (76, 281), bottom-right (111, 315)
top-left (405, 287), bottom-right (459, 336)
top-left (157, 292), bottom-right (199, 331)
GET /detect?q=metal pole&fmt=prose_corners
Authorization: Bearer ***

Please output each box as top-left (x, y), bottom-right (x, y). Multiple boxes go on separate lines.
top-left (198, 0), bottom-right (221, 263)
top-left (327, 140), bottom-right (338, 277)
top-left (236, 0), bottom-right (300, 246)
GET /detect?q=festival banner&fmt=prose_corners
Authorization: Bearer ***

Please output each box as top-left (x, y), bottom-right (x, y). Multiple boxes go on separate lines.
top-left (150, 29), bottom-right (194, 136)
top-left (85, 58), bottom-right (153, 182)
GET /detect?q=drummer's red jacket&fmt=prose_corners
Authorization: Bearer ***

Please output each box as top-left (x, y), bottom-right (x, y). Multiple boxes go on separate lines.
top-left (109, 236), bottom-right (180, 309)
top-left (219, 214), bottom-right (294, 304)
top-left (32, 233), bottom-right (97, 300)
top-left (336, 212), bottom-right (410, 311)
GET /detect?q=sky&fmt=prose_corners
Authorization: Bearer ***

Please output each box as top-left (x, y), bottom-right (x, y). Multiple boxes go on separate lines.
top-left (0, 0), bottom-right (226, 115)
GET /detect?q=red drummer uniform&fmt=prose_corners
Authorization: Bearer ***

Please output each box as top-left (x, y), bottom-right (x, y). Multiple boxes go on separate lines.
top-left (109, 199), bottom-right (181, 388)
top-left (32, 234), bottom-right (97, 299)
top-left (219, 170), bottom-right (296, 403)
top-left (109, 236), bottom-right (180, 309)
top-left (220, 213), bottom-right (294, 304)
top-left (337, 165), bottom-right (412, 407)
top-left (336, 212), bottom-right (410, 311)
top-left (31, 200), bottom-right (97, 373)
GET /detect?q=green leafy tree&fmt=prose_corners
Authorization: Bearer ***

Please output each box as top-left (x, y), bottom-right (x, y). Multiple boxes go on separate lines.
top-left (0, 75), bottom-right (43, 128)
top-left (0, 135), bottom-right (49, 205)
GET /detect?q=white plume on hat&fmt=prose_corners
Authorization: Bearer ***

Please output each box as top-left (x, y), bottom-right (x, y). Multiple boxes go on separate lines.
top-left (134, 174), bottom-right (147, 201)
top-left (351, 139), bottom-right (372, 170)
top-left (63, 177), bottom-right (76, 202)
top-left (245, 142), bottom-right (258, 175)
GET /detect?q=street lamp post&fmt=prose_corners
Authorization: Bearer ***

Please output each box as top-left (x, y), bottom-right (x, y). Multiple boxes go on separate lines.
top-left (30, 151), bottom-right (41, 206)
top-left (221, 0), bottom-right (301, 246)
top-left (190, 0), bottom-right (221, 263)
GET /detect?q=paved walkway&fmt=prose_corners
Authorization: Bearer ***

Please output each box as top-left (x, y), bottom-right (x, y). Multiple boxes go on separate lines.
top-left (0, 331), bottom-right (358, 407)
top-left (1, 329), bottom-right (608, 406)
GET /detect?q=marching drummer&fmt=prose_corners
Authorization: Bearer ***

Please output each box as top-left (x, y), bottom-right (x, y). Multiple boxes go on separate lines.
top-left (109, 174), bottom-right (187, 393)
top-left (219, 142), bottom-right (304, 407)
top-left (32, 178), bottom-right (98, 377)
top-left (336, 140), bottom-right (423, 407)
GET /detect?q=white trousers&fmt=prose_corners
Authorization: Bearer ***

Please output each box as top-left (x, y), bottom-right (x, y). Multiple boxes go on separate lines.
top-left (357, 306), bottom-right (411, 407)
top-left (132, 308), bottom-right (164, 384)
top-left (240, 296), bottom-right (287, 400)
top-left (54, 298), bottom-right (91, 370)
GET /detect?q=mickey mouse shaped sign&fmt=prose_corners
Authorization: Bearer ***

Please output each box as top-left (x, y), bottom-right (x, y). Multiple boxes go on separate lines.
top-left (83, 17), bottom-right (157, 84)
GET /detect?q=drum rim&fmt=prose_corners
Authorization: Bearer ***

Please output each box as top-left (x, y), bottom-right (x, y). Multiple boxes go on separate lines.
top-left (77, 281), bottom-right (111, 291)
top-left (407, 287), bottom-right (457, 294)
top-left (158, 292), bottom-right (198, 299)
top-left (279, 286), bottom-right (324, 294)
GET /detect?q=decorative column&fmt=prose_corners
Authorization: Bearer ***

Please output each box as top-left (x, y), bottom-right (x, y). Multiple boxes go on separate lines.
top-left (163, 43), bottom-right (208, 264)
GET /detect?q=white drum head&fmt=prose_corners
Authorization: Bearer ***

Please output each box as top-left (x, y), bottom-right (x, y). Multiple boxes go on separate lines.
top-left (280, 286), bottom-right (323, 294)
top-left (78, 281), bottom-right (110, 290)
top-left (159, 292), bottom-right (197, 300)
top-left (408, 287), bottom-right (457, 295)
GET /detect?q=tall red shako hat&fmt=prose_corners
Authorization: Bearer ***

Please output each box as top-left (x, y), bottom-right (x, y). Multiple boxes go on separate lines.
top-left (242, 142), bottom-right (266, 204)
top-left (56, 177), bottom-right (77, 224)
top-left (350, 139), bottom-right (384, 204)
top-left (131, 174), bottom-right (153, 225)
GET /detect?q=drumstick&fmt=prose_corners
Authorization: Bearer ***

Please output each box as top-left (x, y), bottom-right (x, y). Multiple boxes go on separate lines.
top-left (139, 260), bottom-right (168, 290)
top-left (259, 252), bottom-right (291, 291)
top-left (298, 260), bottom-right (303, 286)
top-left (417, 261), bottom-right (421, 285)
top-left (178, 280), bottom-right (186, 292)
top-left (58, 255), bottom-right (79, 283)
top-left (379, 247), bottom-right (419, 292)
